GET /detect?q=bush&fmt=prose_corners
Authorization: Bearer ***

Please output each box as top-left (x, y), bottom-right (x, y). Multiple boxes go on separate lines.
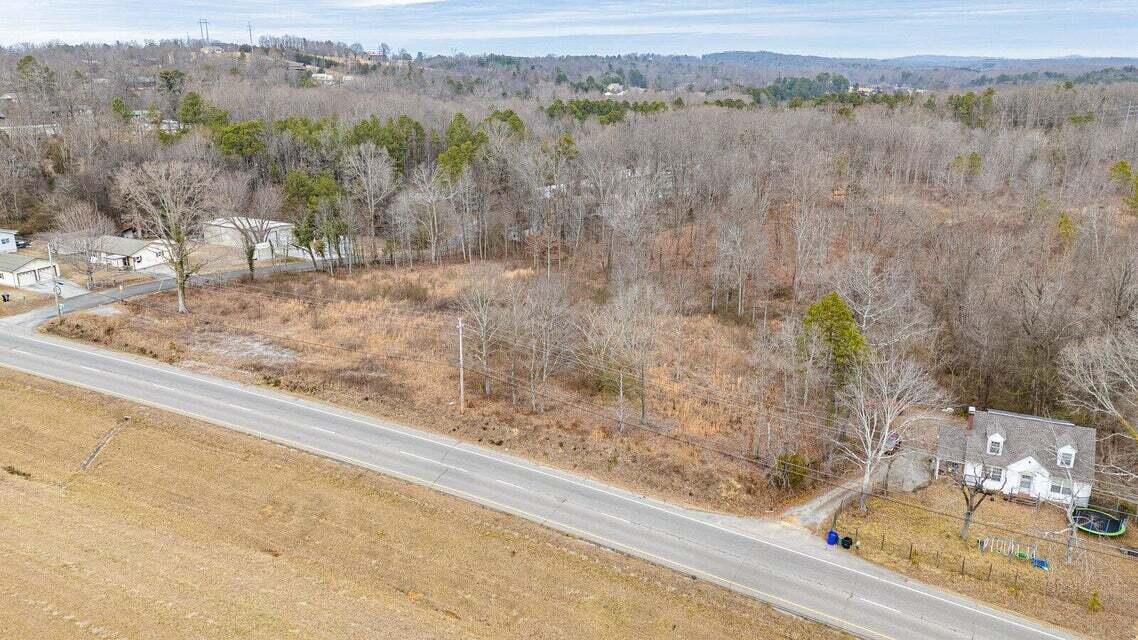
top-left (383, 280), bottom-right (429, 304)
top-left (771, 453), bottom-right (808, 490)
top-left (1117, 501), bottom-right (1136, 521)
top-left (3, 465), bottom-right (30, 479)
top-left (1087, 590), bottom-right (1103, 613)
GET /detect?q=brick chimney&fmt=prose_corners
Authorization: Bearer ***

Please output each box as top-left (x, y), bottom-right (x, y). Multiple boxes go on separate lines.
top-left (966, 406), bottom-right (976, 431)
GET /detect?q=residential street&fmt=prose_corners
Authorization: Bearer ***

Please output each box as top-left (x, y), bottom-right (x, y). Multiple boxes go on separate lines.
top-left (0, 317), bottom-right (1078, 640)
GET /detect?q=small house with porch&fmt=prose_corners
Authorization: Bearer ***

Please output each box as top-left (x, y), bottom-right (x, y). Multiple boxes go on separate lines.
top-left (936, 408), bottom-right (1095, 507)
top-left (88, 236), bottom-right (168, 271)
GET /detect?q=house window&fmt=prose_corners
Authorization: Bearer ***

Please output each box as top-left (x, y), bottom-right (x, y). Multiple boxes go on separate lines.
top-left (984, 466), bottom-right (1004, 483)
top-left (0, 238), bottom-right (9, 244)
top-left (1018, 474), bottom-right (1033, 491)
top-left (1050, 479), bottom-right (1073, 497)
top-left (987, 438), bottom-right (1003, 455)
top-left (1057, 451), bottom-right (1075, 468)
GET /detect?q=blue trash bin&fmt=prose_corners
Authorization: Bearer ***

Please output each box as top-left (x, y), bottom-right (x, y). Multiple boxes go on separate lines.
top-left (826, 529), bottom-right (839, 546)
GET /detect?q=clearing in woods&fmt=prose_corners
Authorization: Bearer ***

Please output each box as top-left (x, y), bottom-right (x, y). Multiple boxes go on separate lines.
top-left (0, 369), bottom-right (846, 640)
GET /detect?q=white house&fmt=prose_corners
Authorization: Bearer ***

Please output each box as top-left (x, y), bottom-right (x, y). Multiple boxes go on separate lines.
top-left (86, 236), bottom-right (168, 271)
top-left (0, 229), bottom-right (17, 254)
top-left (0, 254), bottom-right (58, 287)
top-left (936, 409), bottom-right (1096, 507)
top-left (202, 217), bottom-right (295, 259)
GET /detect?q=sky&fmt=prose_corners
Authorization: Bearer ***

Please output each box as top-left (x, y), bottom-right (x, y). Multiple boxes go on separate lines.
top-left (3, 1), bottom-right (1137, 59)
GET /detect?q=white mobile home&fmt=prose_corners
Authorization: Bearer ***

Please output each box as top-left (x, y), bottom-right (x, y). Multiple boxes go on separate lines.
top-left (0, 254), bottom-right (59, 287)
top-left (88, 236), bottom-right (168, 271)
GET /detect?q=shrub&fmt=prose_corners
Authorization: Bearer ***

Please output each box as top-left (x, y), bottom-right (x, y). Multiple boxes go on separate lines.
top-left (383, 280), bottom-right (429, 304)
top-left (3, 465), bottom-right (30, 479)
top-left (1087, 590), bottom-right (1103, 613)
top-left (771, 453), bottom-right (808, 490)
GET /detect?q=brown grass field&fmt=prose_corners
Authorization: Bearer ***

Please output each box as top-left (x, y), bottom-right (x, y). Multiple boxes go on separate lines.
top-left (834, 480), bottom-right (1138, 640)
top-left (0, 369), bottom-right (847, 640)
top-left (0, 285), bottom-right (49, 317)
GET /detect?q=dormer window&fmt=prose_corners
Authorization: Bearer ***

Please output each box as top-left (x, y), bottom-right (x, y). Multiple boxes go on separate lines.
top-left (987, 434), bottom-right (1004, 456)
top-left (1057, 446), bottom-right (1075, 468)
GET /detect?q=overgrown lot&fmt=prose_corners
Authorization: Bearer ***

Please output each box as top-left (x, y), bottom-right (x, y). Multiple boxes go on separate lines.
top-left (47, 262), bottom-right (825, 515)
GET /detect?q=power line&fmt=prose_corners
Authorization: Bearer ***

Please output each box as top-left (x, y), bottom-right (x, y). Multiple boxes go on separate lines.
top-left (63, 279), bottom-right (1138, 562)
top-left (196, 272), bottom-right (1138, 503)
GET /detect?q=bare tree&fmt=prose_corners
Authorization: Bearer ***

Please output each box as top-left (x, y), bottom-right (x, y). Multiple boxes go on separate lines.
top-left (509, 276), bottom-right (573, 412)
top-left (790, 201), bottom-right (829, 303)
top-left (957, 462), bottom-right (1008, 541)
top-left (52, 201), bottom-right (116, 290)
top-left (713, 184), bottom-right (768, 316)
top-left (115, 161), bottom-right (218, 313)
top-left (458, 265), bottom-right (502, 396)
top-left (408, 162), bottom-right (453, 264)
top-left (578, 282), bottom-right (667, 429)
top-left (601, 175), bottom-right (659, 285)
top-left (1060, 328), bottom-right (1138, 440)
top-left (835, 353), bottom-right (948, 511)
top-left (215, 171), bottom-right (274, 280)
top-left (831, 252), bottom-right (932, 349)
top-left (343, 142), bottom-right (397, 262)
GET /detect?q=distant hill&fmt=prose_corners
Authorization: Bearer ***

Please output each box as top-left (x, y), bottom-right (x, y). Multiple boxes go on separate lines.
top-left (699, 50), bottom-right (1138, 88)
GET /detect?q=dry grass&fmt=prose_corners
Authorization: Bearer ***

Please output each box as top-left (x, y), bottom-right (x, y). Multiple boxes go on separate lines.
top-left (0, 285), bottom-right (49, 317)
top-left (833, 480), bottom-right (1138, 640)
top-left (45, 262), bottom-right (822, 515)
top-left (0, 368), bottom-right (846, 640)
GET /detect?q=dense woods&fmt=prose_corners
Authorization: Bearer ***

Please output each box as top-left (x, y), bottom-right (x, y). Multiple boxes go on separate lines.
top-left (3, 39), bottom-right (1138, 497)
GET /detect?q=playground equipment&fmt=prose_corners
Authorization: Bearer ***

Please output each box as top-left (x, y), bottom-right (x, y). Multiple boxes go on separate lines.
top-left (1072, 507), bottom-right (1128, 537)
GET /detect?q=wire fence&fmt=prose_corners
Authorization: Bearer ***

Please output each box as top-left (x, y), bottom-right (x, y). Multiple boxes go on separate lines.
top-left (830, 487), bottom-right (1113, 610)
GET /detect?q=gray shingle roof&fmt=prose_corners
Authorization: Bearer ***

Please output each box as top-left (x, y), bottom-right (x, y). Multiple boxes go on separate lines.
top-left (937, 409), bottom-right (1096, 480)
top-left (93, 235), bottom-right (159, 256)
top-left (0, 253), bottom-right (46, 272)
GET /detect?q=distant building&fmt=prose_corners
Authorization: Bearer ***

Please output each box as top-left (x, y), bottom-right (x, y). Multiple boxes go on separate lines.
top-left (310, 73), bottom-right (337, 86)
top-left (936, 408), bottom-right (1096, 507)
top-left (0, 229), bottom-right (16, 254)
top-left (604, 83), bottom-right (626, 96)
top-left (0, 123), bottom-right (61, 138)
top-left (202, 217), bottom-right (295, 259)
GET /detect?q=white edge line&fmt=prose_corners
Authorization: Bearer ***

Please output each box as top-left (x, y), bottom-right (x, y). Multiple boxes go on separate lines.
top-left (0, 336), bottom-right (1074, 640)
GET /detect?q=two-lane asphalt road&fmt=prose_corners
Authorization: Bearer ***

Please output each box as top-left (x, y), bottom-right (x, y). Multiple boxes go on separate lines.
top-left (0, 325), bottom-right (1078, 640)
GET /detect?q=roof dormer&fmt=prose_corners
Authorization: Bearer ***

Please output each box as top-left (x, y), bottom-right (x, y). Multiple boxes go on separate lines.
top-left (986, 433), bottom-right (1004, 456)
top-left (1057, 445), bottom-right (1076, 469)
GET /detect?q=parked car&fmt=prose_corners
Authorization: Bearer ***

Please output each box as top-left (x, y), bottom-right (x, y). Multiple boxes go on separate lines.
top-left (14, 236), bottom-right (29, 249)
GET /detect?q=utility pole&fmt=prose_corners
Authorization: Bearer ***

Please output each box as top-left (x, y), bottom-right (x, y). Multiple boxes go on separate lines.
top-left (457, 318), bottom-right (465, 414)
top-left (247, 22), bottom-right (254, 46)
top-left (47, 243), bottom-right (61, 318)
top-left (198, 19), bottom-right (210, 45)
